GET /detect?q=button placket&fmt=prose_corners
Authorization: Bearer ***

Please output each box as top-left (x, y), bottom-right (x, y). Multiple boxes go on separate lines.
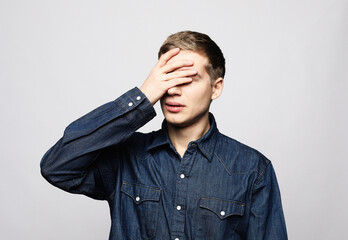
top-left (172, 146), bottom-right (197, 239)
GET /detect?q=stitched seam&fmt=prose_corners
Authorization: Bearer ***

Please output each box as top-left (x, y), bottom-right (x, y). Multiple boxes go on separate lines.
top-left (122, 181), bottom-right (161, 192)
top-left (214, 152), bottom-right (232, 175)
top-left (252, 161), bottom-right (271, 191)
top-left (201, 196), bottom-right (245, 206)
top-left (214, 152), bottom-right (252, 175)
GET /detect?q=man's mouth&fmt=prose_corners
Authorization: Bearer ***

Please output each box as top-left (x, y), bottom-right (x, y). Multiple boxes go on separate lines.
top-left (165, 102), bottom-right (185, 113)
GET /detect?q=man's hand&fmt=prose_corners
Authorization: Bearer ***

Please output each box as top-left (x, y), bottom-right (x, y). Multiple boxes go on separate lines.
top-left (140, 48), bottom-right (197, 105)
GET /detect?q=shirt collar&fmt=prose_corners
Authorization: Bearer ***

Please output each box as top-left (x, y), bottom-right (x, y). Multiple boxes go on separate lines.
top-left (147, 113), bottom-right (218, 162)
top-left (146, 122), bottom-right (171, 150)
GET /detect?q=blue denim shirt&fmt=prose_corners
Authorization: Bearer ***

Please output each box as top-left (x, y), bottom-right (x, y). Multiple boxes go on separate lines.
top-left (41, 87), bottom-right (287, 240)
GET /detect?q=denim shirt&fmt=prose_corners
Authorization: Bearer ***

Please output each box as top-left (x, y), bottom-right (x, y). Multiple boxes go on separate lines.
top-left (41, 87), bottom-right (287, 240)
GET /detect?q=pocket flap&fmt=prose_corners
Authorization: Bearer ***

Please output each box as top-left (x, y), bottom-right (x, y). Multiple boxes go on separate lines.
top-left (121, 182), bottom-right (161, 204)
top-left (199, 197), bottom-right (245, 219)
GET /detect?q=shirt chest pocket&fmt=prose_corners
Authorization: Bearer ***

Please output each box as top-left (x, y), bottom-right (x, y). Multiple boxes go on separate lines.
top-left (197, 197), bottom-right (245, 239)
top-left (120, 182), bottom-right (161, 240)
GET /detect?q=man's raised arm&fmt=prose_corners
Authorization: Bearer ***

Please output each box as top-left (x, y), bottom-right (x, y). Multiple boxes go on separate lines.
top-left (40, 48), bottom-right (196, 200)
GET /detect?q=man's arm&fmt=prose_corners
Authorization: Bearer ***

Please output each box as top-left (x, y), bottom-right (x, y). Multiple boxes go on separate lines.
top-left (40, 48), bottom-right (196, 200)
top-left (247, 162), bottom-right (288, 239)
top-left (40, 87), bottom-right (156, 199)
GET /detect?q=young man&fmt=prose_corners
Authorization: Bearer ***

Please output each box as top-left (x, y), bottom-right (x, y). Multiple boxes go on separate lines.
top-left (41, 31), bottom-right (287, 240)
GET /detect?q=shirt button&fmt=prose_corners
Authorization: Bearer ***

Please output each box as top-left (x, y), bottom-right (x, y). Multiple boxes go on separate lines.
top-left (220, 211), bottom-right (226, 216)
top-left (180, 174), bottom-right (185, 179)
top-left (136, 96), bottom-right (141, 100)
top-left (176, 205), bottom-right (182, 211)
top-left (128, 102), bottom-right (133, 107)
top-left (135, 197), bottom-right (140, 202)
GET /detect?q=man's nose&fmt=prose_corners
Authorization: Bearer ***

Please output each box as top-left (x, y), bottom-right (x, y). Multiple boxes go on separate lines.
top-left (167, 86), bottom-right (182, 96)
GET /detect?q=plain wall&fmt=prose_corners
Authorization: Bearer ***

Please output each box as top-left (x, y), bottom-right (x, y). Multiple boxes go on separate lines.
top-left (1, 0), bottom-right (347, 239)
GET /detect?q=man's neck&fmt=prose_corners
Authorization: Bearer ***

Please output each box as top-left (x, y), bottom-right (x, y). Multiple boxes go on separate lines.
top-left (167, 115), bottom-right (210, 158)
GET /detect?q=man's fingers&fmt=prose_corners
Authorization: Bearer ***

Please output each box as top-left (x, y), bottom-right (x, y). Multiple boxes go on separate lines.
top-left (157, 48), bottom-right (180, 67)
top-left (165, 77), bottom-right (193, 89)
top-left (165, 69), bottom-right (197, 81)
top-left (161, 60), bottom-right (194, 74)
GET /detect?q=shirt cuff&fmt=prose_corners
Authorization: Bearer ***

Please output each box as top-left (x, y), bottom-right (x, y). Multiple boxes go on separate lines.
top-left (115, 87), bottom-right (156, 130)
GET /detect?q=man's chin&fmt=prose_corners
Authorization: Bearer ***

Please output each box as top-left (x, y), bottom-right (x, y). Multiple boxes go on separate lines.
top-left (164, 115), bottom-right (191, 128)
top-left (166, 119), bottom-right (188, 128)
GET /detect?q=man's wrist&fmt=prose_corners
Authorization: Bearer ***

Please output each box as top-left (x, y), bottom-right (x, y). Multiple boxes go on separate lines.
top-left (139, 85), bottom-right (156, 106)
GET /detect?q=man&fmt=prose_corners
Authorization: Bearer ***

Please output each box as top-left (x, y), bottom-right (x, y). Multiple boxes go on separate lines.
top-left (41, 31), bottom-right (287, 240)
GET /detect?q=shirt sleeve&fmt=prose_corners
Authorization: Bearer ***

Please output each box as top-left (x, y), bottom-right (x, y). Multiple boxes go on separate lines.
top-left (40, 87), bottom-right (156, 200)
top-left (246, 162), bottom-right (288, 240)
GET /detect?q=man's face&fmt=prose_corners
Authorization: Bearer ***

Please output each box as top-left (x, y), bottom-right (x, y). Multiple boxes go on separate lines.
top-left (160, 50), bottom-right (223, 128)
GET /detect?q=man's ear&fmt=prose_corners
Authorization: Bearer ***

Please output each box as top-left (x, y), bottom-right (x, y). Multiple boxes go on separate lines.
top-left (211, 77), bottom-right (224, 100)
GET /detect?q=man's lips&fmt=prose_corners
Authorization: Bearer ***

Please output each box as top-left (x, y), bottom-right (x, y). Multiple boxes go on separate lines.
top-left (165, 102), bottom-right (185, 113)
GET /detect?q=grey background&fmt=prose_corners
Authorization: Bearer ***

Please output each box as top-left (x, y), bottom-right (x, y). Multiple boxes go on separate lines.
top-left (1, 0), bottom-right (347, 239)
